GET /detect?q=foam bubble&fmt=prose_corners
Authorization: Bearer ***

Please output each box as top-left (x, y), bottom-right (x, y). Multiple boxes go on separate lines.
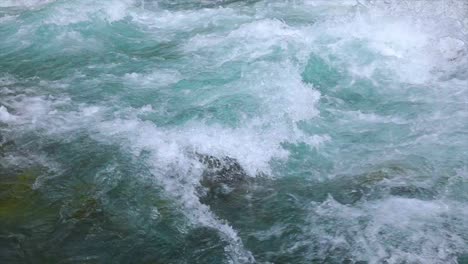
top-left (0, 105), bottom-right (16, 123)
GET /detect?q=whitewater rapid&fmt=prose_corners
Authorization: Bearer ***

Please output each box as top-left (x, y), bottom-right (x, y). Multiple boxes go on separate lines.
top-left (1, 0), bottom-right (467, 263)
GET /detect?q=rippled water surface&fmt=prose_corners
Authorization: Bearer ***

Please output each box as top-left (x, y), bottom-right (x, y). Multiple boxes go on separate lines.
top-left (1, 0), bottom-right (468, 263)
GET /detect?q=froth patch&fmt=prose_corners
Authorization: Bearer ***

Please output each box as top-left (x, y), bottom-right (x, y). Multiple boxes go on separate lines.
top-left (0, 105), bottom-right (16, 123)
top-left (43, 0), bottom-right (133, 25)
top-left (0, 0), bottom-right (55, 8)
top-left (96, 116), bottom-right (328, 177)
top-left (123, 69), bottom-right (182, 88)
top-left (439, 37), bottom-right (466, 61)
top-left (186, 19), bottom-right (312, 62)
top-left (304, 196), bottom-right (466, 263)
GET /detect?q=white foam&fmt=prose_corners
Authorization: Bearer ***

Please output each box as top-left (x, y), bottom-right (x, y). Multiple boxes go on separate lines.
top-left (54, 30), bottom-right (102, 53)
top-left (123, 69), bottom-right (182, 88)
top-left (93, 117), bottom-right (259, 262)
top-left (304, 0), bottom-right (359, 7)
top-left (237, 61), bottom-right (320, 123)
top-left (1, 1), bottom-right (467, 262)
top-left (301, 0), bottom-right (468, 86)
top-left (0, 74), bottom-right (18, 86)
top-left (341, 110), bottom-right (407, 124)
top-left (44, 0), bottom-right (134, 25)
top-left (0, 105), bottom-right (16, 123)
top-left (131, 6), bottom-right (246, 32)
top-left (0, 14), bottom-right (18, 23)
top-left (439, 37), bottom-right (466, 61)
top-left (186, 19), bottom-right (321, 125)
top-left (96, 114), bottom-right (328, 177)
top-left (305, 196), bottom-right (466, 263)
top-left (186, 19), bottom-right (313, 63)
top-left (0, 0), bottom-right (55, 8)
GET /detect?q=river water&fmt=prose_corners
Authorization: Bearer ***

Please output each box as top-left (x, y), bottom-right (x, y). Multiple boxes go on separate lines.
top-left (1, 0), bottom-right (468, 263)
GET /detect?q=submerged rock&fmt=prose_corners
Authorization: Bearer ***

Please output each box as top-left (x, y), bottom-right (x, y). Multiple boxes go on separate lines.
top-left (196, 153), bottom-right (247, 185)
top-left (389, 185), bottom-right (436, 200)
top-left (194, 153), bottom-right (251, 203)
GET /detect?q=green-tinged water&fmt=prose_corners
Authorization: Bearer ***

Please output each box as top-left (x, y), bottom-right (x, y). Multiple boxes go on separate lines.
top-left (1, 0), bottom-right (468, 263)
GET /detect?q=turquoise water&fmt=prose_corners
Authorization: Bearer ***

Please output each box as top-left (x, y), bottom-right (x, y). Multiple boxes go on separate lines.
top-left (1, 0), bottom-right (468, 263)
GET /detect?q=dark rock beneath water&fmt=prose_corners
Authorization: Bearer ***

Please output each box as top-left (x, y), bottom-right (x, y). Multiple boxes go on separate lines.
top-left (195, 153), bottom-right (251, 202)
top-left (196, 153), bottom-right (248, 185)
top-left (389, 186), bottom-right (436, 200)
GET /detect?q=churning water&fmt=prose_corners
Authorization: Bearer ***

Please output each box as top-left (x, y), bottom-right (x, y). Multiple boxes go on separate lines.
top-left (1, 0), bottom-right (468, 263)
